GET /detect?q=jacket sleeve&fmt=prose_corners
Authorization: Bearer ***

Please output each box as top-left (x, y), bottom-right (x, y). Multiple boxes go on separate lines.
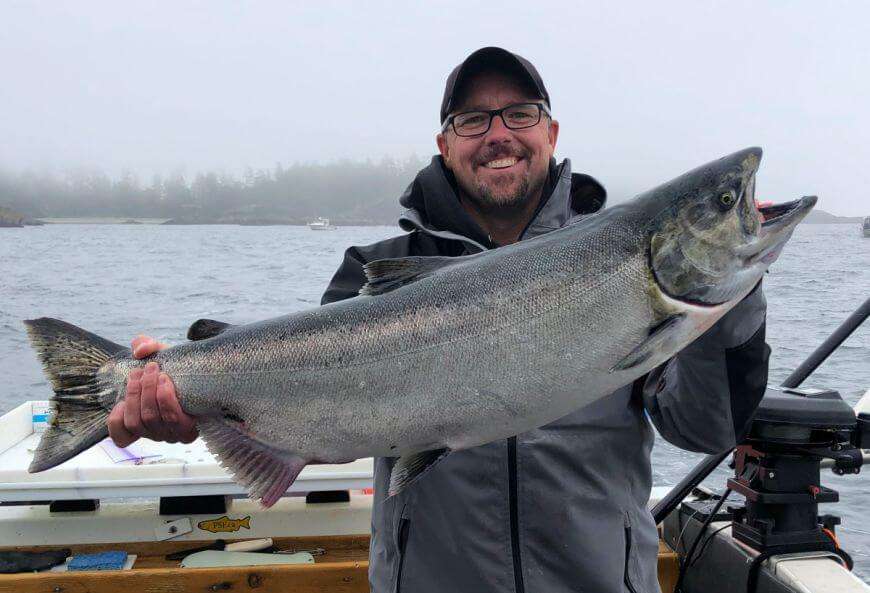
top-left (321, 246), bottom-right (370, 305)
top-left (642, 283), bottom-right (771, 453)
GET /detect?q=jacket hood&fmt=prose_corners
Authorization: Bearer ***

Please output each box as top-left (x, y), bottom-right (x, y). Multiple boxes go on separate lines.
top-left (398, 156), bottom-right (606, 252)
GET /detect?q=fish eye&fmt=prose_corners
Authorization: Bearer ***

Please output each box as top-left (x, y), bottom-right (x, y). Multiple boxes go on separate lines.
top-left (717, 191), bottom-right (736, 210)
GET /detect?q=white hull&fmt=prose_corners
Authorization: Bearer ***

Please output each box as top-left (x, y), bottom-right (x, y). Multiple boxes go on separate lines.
top-left (308, 217), bottom-right (336, 231)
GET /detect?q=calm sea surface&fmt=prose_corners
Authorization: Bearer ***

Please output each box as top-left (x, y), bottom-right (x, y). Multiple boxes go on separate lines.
top-left (1, 223), bottom-right (868, 580)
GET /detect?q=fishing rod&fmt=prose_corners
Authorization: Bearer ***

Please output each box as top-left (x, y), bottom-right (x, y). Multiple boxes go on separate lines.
top-left (651, 295), bottom-right (870, 526)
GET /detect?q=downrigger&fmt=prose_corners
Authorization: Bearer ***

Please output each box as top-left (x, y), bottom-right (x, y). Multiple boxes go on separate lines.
top-left (655, 296), bottom-right (870, 592)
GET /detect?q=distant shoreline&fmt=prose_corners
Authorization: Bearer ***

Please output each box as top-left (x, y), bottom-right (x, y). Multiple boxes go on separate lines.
top-left (37, 217), bottom-right (173, 225)
top-left (27, 217), bottom-right (396, 227)
top-left (0, 206), bottom-right (24, 227)
top-left (20, 213), bottom-right (865, 226)
top-left (8, 204), bottom-right (866, 228)
top-left (801, 210), bottom-right (864, 225)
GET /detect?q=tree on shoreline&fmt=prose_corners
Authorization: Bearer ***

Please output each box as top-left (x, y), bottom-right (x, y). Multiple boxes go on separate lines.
top-left (0, 156), bottom-right (425, 224)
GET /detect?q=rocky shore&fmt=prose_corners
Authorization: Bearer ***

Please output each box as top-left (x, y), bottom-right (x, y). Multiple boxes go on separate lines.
top-left (161, 215), bottom-right (388, 226)
top-left (0, 207), bottom-right (27, 227)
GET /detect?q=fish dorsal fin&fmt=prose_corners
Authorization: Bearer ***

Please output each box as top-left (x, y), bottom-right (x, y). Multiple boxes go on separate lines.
top-left (610, 313), bottom-right (687, 372)
top-left (360, 256), bottom-right (459, 296)
top-left (197, 417), bottom-right (307, 508)
top-left (388, 448), bottom-right (451, 496)
top-left (187, 319), bottom-right (233, 341)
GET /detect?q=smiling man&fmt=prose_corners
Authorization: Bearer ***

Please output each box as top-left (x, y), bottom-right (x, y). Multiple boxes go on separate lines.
top-left (110, 47), bottom-right (770, 593)
top-left (320, 47), bottom-right (769, 593)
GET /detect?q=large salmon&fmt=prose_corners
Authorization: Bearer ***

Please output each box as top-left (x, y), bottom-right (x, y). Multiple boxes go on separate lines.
top-left (25, 147), bottom-right (814, 507)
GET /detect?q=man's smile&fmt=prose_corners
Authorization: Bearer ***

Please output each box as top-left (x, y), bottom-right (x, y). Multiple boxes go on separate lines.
top-left (478, 156), bottom-right (528, 176)
top-left (482, 156), bottom-right (521, 169)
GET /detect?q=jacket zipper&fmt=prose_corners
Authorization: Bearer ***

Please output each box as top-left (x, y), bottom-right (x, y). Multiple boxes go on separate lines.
top-left (508, 436), bottom-right (525, 593)
top-left (395, 517), bottom-right (410, 593)
top-left (624, 517), bottom-right (639, 593)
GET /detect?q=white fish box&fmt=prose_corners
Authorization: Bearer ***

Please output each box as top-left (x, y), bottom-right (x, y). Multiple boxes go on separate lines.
top-left (0, 401), bottom-right (375, 553)
top-left (0, 401), bottom-right (374, 502)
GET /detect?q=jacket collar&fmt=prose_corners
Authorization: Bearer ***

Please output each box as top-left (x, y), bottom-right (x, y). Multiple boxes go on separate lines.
top-left (398, 156), bottom-right (606, 252)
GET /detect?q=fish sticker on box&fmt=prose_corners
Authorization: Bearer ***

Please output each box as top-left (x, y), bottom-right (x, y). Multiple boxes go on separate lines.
top-left (198, 515), bottom-right (251, 534)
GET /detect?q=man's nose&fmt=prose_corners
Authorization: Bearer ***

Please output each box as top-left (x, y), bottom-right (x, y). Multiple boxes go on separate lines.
top-left (484, 113), bottom-right (514, 143)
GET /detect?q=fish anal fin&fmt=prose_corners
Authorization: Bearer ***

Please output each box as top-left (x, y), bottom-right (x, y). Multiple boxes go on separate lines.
top-left (198, 418), bottom-right (306, 508)
top-left (187, 319), bottom-right (233, 341)
top-left (388, 448), bottom-right (451, 497)
top-left (610, 313), bottom-right (687, 372)
top-left (361, 256), bottom-right (459, 296)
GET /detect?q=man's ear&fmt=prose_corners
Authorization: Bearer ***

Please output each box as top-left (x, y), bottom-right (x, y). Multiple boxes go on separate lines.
top-left (436, 132), bottom-right (451, 165)
top-left (548, 119), bottom-right (560, 153)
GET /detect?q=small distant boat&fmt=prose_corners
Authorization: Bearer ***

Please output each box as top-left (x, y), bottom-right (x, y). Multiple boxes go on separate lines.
top-left (863, 216), bottom-right (870, 238)
top-left (308, 217), bottom-right (336, 231)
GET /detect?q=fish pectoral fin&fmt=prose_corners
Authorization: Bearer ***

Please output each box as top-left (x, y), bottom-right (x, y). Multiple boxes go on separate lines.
top-left (187, 319), bottom-right (233, 341)
top-left (388, 448), bottom-right (451, 497)
top-left (360, 256), bottom-right (461, 296)
top-left (198, 418), bottom-right (306, 508)
top-left (610, 313), bottom-right (687, 372)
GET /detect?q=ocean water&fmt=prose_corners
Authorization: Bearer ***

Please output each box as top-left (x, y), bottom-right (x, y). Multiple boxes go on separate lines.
top-left (1, 223), bottom-right (868, 581)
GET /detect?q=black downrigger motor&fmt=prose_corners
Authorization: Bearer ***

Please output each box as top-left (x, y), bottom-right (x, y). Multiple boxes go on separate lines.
top-left (728, 385), bottom-right (867, 557)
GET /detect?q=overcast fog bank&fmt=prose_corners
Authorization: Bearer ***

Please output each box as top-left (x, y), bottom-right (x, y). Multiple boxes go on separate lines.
top-left (1, 2), bottom-right (867, 216)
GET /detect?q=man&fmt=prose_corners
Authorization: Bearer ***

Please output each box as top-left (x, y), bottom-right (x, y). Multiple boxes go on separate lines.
top-left (109, 47), bottom-right (769, 592)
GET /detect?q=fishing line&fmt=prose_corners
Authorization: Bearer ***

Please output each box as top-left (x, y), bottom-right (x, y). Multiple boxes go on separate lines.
top-left (687, 522), bottom-right (733, 569)
top-left (673, 487), bottom-right (733, 593)
top-left (674, 504), bottom-right (705, 556)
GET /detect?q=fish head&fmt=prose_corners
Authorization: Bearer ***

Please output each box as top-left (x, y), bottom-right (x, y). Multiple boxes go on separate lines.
top-left (647, 147), bottom-right (816, 306)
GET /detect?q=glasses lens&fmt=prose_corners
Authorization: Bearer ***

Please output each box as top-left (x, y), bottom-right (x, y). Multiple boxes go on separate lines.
top-left (503, 104), bottom-right (541, 129)
top-left (453, 111), bottom-right (490, 136)
top-left (450, 104), bottom-right (543, 136)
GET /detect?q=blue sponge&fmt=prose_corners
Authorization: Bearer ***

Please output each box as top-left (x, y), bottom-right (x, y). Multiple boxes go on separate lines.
top-left (68, 551), bottom-right (128, 571)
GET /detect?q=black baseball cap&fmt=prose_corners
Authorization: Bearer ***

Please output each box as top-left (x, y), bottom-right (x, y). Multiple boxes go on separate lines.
top-left (440, 47), bottom-right (550, 124)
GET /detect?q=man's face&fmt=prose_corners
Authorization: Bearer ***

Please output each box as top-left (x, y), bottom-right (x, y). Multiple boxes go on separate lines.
top-left (437, 71), bottom-right (559, 212)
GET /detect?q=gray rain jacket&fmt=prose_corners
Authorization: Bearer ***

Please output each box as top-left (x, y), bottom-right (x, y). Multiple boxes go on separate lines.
top-left (321, 156), bottom-right (770, 593)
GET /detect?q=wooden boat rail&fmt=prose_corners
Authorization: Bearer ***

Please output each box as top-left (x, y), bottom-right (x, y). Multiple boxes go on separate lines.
top-left (0, 535), bottom-right (680, 593)
top-left (0, 534), bottom-right (370, 593)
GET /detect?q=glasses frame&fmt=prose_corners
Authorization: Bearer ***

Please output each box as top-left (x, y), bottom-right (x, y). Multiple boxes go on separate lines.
top-left (441, 102), bottom-right (551, 137)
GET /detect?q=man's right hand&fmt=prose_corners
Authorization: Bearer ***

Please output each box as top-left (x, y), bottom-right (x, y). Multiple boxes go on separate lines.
top-left (107, 335), bottom-right (199, 447)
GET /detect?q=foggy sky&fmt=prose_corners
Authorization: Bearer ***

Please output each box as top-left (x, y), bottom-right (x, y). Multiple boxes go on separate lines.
top-left (1, 1), bottom-right (868, 215)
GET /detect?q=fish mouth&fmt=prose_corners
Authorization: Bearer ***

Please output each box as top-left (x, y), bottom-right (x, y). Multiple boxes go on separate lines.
top-left (743, 195), bottom-right (817, 265)
top-left (759, 195), bottom-right (817, 231)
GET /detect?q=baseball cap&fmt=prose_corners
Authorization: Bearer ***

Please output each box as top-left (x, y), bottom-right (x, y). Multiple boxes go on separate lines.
top-left (440, 47), bottom-right (550, 124)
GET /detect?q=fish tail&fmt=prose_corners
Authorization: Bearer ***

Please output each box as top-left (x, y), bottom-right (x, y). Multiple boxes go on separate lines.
top-left (23, 317), bottom-right (127, 473)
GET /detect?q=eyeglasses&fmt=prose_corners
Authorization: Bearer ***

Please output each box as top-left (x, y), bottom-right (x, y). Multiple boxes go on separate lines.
top-left (442, 102), bottom-right (551, 137)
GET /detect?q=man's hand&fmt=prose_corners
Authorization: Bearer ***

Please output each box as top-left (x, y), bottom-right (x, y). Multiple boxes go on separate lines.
top-left (107, 335), bottom-right (199, 447)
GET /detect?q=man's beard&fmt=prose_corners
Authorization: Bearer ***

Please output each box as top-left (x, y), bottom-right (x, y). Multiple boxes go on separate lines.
top-left (462, 170), bottom-right (542, 214)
